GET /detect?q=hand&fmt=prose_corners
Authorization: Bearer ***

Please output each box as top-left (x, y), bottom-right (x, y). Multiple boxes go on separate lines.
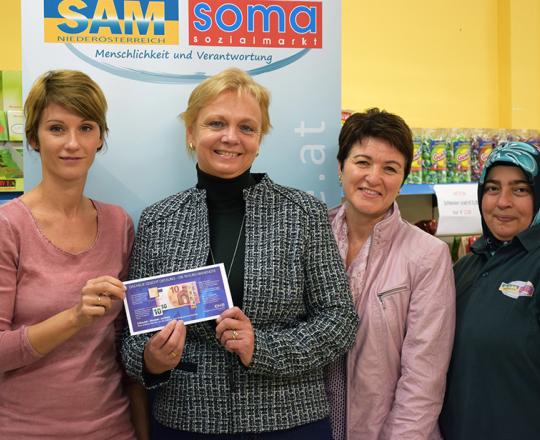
top-left (71, 276), bottom-right (126, 328)
top-left (143, 320), bottom-right (186, 375)
top-left (215, 307), bottom-right (255, 367)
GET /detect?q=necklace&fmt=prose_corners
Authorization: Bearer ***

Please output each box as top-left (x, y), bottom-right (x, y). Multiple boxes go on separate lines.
top-left (209, 214), bottom-right (246, 279)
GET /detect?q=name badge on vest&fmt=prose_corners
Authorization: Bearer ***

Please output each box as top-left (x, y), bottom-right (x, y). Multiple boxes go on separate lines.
top-left (499, 280), bottom-right (535, 299)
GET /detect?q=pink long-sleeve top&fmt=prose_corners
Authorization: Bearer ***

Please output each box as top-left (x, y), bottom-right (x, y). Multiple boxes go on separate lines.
top-left (0, 198), bottom-right (136, 440)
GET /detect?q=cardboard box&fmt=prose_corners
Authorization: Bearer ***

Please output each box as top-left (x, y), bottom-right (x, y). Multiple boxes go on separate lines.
top-left (0, 111), bottom-right (8, 141)
top-left (0, 145), bottom-right (23, 192)
top-left (5, 142), bottom-right (23, 170)
top-left (7, 110), bottom-right (23, 141)
top-left (0, 177), bottom-right (23, 192)
top-left (0, 71), bottom-right (23, 111)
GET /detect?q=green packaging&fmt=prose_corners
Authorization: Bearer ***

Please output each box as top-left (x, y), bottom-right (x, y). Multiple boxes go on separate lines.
top-left (0, 71), bottom-right (23, 111)
top-left (422, 131), bottom-right (447, 184)
top-left (405, 136), bottom-right (423, 184)
top-left (0, 111), bottom-right (8, 141)
top-left (7, 110), bottom-right (23, 141)
top-left (448, 134), bottom-right (472, 183)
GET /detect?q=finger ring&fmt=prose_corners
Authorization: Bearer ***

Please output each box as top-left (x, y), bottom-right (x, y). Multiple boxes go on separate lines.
top-left (232, 330), bottom-right (238, 340)
top-left (169, 351), bottom-right (178, 359)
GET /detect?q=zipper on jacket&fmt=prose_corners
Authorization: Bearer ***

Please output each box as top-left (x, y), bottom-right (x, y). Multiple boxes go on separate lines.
top-left (377, 287), bottom-right (406, 309)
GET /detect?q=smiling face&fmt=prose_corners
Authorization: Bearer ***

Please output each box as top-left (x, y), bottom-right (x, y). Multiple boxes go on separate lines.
top-left (340, 137), bottom-right (405, 223)
top-left (187, 90), bottom-right (262, 179)
top-left (481, 165), bottom-right (534, 241)
top-left (33, 102), bottom-right (102, 184)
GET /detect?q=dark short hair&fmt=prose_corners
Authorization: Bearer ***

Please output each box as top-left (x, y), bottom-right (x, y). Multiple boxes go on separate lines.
top-left (337, 108), bottom-right (413, 181)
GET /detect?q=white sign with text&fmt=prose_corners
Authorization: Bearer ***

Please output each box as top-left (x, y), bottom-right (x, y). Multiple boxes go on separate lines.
top-left (435, 183), bottom-right (482, 236)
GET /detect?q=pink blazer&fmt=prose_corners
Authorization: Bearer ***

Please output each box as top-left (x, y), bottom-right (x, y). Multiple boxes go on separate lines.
top-left (330, 203), bottom-right (455, 440)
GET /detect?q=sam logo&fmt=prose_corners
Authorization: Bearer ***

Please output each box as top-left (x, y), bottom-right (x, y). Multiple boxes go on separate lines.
top-left (189, 0), bottom-right (322, 48)
top-left (44, 0), bottom-right (179, 45)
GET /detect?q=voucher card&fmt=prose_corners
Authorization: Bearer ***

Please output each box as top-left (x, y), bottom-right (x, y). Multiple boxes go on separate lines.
top-left (124, 263), bottom-right (233, 335)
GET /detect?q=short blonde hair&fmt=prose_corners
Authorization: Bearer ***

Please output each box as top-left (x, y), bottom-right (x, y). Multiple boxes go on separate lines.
top-left (24, 70), bottom-right (108, 149)
top-left (181, 68), bottom-right (271, 150)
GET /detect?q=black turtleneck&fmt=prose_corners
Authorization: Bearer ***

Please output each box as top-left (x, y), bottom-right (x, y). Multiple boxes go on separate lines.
top-left (196, 166), bottom-right (256, 309)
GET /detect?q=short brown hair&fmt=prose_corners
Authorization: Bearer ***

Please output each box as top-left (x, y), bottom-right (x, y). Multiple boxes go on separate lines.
top-left (338, 108), bottom-right (413, 181)
top-left (180, 68), bottom-right (271, 152)
top-left (24, 70), bottom-right (108, 149)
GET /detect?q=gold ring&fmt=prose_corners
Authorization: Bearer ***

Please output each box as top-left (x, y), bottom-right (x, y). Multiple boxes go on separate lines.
top-left (169, 351), bottom-right (178, 359)
top-left (232, 330), bottom-right (238, 340)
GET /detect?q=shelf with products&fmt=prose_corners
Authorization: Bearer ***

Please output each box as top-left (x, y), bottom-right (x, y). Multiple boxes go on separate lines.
top-left (400, 183), bottom-right (435, 195)
top-left (341, 110), bottom-right (540, 196)
top-left (399, 127), bottom-right (540, 195)
top-left (0, 70), bottom-right (24, 202)
top-left (0, 141), bottom-right (24, 201)
top-left (0, 191), bottom-right (22, 204)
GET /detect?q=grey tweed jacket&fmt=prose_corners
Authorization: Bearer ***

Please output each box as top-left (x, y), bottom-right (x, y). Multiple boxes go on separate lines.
top-left (121, 174), bottom-right (358, 434)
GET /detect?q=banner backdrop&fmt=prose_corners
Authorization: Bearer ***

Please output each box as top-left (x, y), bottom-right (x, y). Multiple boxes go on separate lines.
top-left (22, 0), bottom-right (341, 224)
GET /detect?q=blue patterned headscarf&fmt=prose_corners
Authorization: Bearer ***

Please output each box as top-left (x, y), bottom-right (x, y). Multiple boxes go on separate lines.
top-left (478, 142), bottom-right (540, 247)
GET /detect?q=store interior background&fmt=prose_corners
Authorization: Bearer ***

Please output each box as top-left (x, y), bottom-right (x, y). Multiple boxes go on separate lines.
top-left (1, 0), bottom-right (539, 227)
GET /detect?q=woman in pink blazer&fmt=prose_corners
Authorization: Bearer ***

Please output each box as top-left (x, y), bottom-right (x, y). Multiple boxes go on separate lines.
top-left (326, 108), bottom-right (455, 440)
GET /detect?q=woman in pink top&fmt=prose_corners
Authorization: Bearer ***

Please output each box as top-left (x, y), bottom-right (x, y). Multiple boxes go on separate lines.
top-left (325, 109), bottom-right (455, 440)
top-left (0, 70), bottom-right (139, 439)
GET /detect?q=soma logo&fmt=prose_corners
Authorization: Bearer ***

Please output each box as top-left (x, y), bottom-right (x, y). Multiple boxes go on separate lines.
top-left (44, 0), bottom-right (179, 45)
top-left (189, 0), bottom-right (322, 48)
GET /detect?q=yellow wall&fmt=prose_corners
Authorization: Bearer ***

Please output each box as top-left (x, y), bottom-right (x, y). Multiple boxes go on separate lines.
top-left (343, 0), bottom-right (499, 128)
top-left (342, 0), bottom-right (540, 129)
top-left (1, 0), bottom-right (538, 129)
top-left (0, 0), bottom-right (21, 71)
top-left (510, 0), bottom-right (540, 129)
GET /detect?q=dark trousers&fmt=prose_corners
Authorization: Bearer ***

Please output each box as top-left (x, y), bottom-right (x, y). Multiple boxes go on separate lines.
top-left (152, 418), bottom-right (332, 440)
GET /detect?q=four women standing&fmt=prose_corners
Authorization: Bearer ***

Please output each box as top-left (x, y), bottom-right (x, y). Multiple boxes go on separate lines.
top-left (6, 67), bottom-right (529, 439)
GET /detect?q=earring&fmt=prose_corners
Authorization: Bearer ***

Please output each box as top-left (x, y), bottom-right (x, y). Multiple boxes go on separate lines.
top-left (188, 142), bottom-right (195, 151)
top-left (338, 174), bottom-right (342, 185)
top-left (256, 149), bottom-right (260, 157)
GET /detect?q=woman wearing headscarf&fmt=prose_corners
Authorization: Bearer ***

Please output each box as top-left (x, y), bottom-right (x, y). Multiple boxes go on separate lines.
top-left (121, 68), bottom-right (358, 439)
top-left (440, 141), bottom-right (540, 440)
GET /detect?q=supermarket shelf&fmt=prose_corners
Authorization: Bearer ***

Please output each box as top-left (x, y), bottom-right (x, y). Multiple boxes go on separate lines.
top-left (0, 191), bottom-right (22, 203)
top-left (400, 184), bottom-right (435, 195)
top-left (400, 182), bottom-right (477, 195)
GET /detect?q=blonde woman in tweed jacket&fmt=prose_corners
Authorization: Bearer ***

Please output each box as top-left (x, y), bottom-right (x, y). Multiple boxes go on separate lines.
top-left (121, 68), bottom-right (358, 439)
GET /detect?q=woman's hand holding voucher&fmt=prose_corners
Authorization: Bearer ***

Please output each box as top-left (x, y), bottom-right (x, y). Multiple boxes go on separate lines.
top-left (216, 307), bottom-right (255, 367)
top-left (144, 320), bottom-right (186, 374)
